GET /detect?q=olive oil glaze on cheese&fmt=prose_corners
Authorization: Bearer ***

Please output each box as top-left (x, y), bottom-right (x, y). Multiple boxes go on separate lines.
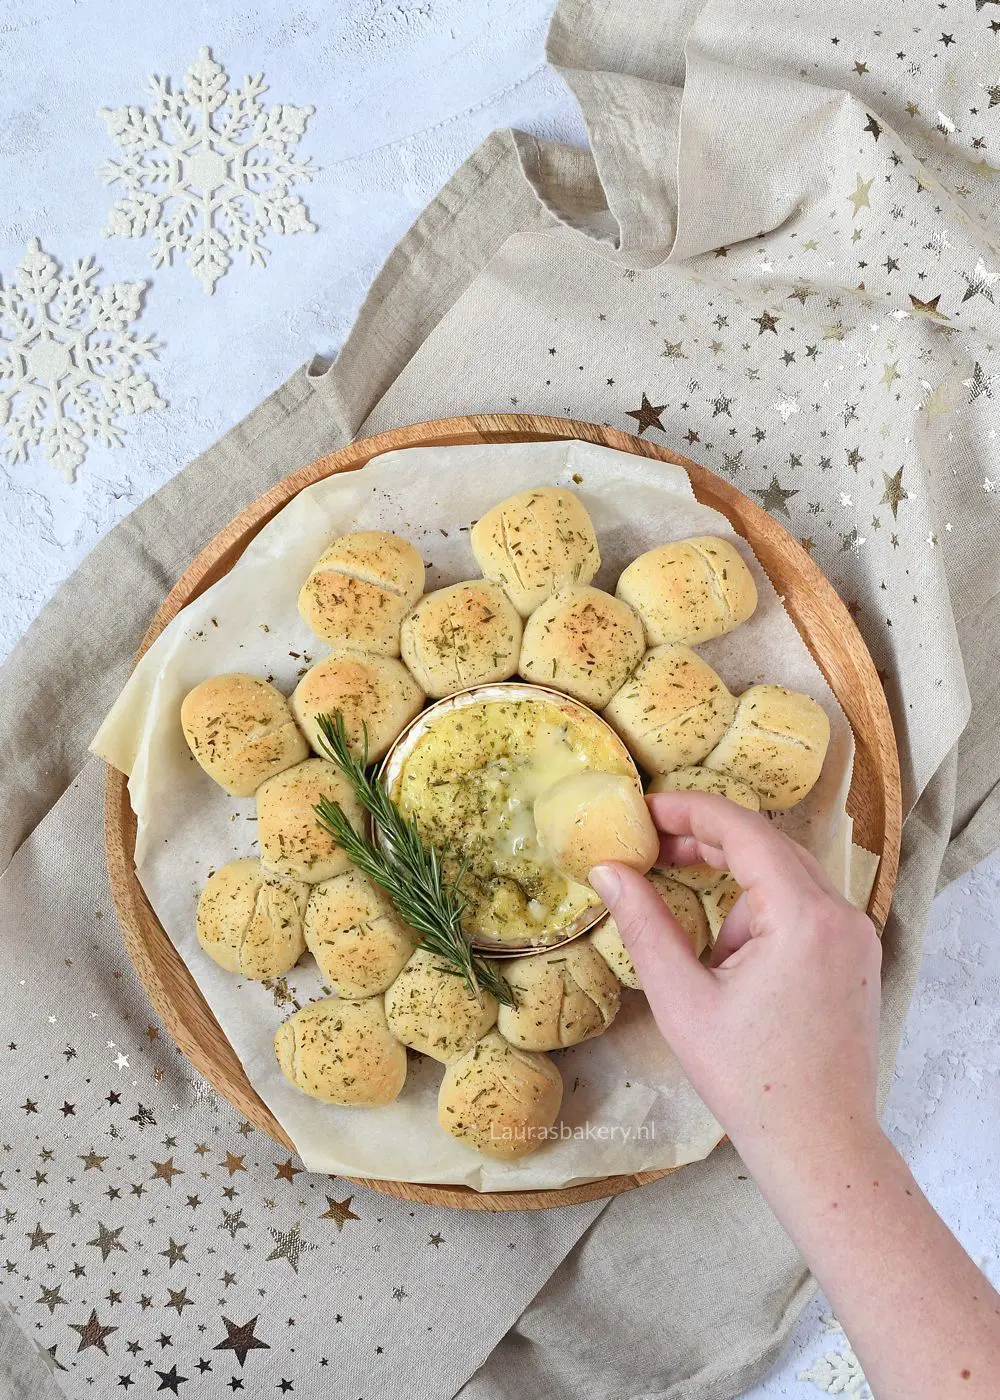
top-left (386, 688), bottom-right (635, 949)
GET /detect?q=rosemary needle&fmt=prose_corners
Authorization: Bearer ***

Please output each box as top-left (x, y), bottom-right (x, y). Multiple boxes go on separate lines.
top-left (312, 711), bottom-right (514, 1009)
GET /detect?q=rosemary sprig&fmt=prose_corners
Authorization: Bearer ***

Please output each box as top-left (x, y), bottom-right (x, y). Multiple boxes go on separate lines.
top-left (312, 711), bottom-right (514, 1009)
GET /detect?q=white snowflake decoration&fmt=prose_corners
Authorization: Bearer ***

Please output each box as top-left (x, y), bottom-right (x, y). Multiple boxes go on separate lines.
top-left (0, 239), bottom-right (163, 482)
top-left (799, 1317), bottom-right (872, 1397)
top-left (98, 47), bottom-right (317, 293)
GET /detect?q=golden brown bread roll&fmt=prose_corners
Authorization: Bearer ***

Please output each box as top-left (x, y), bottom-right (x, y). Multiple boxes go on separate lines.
top-left (648, 765), bottom-right (760, 890)
top-left (496, 940), bottom-right (620, 1050)
top-left (274, 996), bottom-right (407, 1107)
top-left (195, 859), bottom-right (307, 979)
top-left (701, 875), bottom-right (743, 943)
top-left (400, 580), bottom-right (522, 698)
top-left (471, 486), bottom-right (601, 616)
top-left (437, 1030), bottom-right (563, 1158)
top-left (616, 535), bottom-right (757, 646)
top-left (256, 758), bottom-right (366, 884)
top-left (297, 530), bottom-right (424, 655)
top-left (180, 673), bottom-right (308, 797)
top-left (590, 871), bottom-right (710, 988)
top-left (304, 870), bottom-right (416, 998)
top-left (533, 772), bottom-right (658, 886)
top-left (290, 651), bottom-right (423, 763)
top-left (518, 586), bottom-right (645, 709)
top-left (602, 644), bottom-right (737, 775)
top-left (383, 946), bottom-right (499, 1063)
top-left (703, 683), bottom-right (831, 809)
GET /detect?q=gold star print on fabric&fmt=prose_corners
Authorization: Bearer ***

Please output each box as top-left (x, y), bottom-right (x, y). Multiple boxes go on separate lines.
top-left (69, 1308), bottom-right (119, 1354)
top-left (274, 1158), bottom-right (303, 1183)
top-left (266, 1221), bottom-right (316, 1273)
top-left (754, 477), bottom-right (799, 517)
top-left (908, 292), bottom-right (949, 320)
top-left (320, 1195), bottom-right (360, 1230)
top-left (221, 1151), bottom-right (247, 1176)
top-left (847, 174), bottom-right (873, 215)
top-left (150, 1156), bottom-right (184, 1184)
top-left (625, 393), bottom-right (667, 434)
top-left (213, 1316), bottom-right (271, 1366)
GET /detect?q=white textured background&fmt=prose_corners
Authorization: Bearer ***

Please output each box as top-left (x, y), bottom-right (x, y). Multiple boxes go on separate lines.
top-left (0, 3), bottom-right (996, 1396)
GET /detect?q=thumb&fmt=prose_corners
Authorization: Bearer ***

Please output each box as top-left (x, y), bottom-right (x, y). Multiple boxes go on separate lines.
top-left (589, 863), bottom-right (714, 1034)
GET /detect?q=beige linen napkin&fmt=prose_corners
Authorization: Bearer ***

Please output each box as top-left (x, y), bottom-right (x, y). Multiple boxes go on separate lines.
top-left (2, 1), bottom-right (998, 1398)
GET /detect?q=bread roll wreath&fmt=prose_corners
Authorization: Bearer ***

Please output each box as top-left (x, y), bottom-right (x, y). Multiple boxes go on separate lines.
top-left (180, 489), bottom-right (831, 1158)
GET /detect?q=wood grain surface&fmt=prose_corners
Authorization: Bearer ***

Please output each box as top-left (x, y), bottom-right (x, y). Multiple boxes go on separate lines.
top-left (104, 413), bottom-right (901, 1212)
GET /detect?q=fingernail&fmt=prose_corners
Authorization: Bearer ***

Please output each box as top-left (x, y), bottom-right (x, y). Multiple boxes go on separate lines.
top-left (588, 864), bottom-right (621, 904)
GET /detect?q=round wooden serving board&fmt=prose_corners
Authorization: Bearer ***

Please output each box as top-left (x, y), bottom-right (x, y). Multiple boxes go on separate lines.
top-left (105, 413), bottom-right (901, 1212)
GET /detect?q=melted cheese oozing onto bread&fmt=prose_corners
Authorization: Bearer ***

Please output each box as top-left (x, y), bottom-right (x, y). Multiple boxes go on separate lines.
top-left (392, 697), bottom-right (633, 947)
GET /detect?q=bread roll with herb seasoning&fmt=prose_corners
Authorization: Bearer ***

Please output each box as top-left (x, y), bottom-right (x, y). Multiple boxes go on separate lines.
top-left (384, 946), bottom-right (499, 1063)
top-left (437, 1030), bottom-right (563, 1158)
top-left (703, 684), bottom-right (830, 809)
top-left (603, 644), bottom-right (737, 776)
top-left (303, 870), bottom-right (416, 998)
top-left (496, 940), bottom-right (620, 1050)
top-left (290, 652), bottom-right (423, 763)
top-left (534, 771), bottom-right (657, 887)
top-left (400, 580), bottom-right (522, 698)
top-left (298, 530), bottom-right (424, 655)
top-left (648, 765), bottom-right (760, 890)
top-left (590, 872), bottom-right (710, 989)
top-left (256, 758), bottom-right (365, 884)
top-left (180, 673), bottom-right (308, 797)
top-left (274, 996), bottom-right (407, 1107)
top-left (471, 486), bottom-right (601, 616)
top-left (616, 535), bottom-right (757, 647)
top-left (702, 875), bottom-right (743, 943)
top-left (518, 586), bottom-right (645, 709)
top-left (195, 859), bottom-right (308, 979)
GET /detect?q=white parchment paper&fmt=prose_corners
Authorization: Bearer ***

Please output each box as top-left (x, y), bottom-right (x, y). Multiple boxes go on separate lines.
top-left (93, 440), bottom-right (856, 1190)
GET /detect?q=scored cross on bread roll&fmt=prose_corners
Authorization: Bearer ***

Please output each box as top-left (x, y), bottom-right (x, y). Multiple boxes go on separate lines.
top-left (518, 585), bottom-right (645, 709)
top-left (298, 530), bottom-right (424, 655)
top-left (195, 859), bottom-right (308, 980)
top-left (181, 673), bottom-right (309, 797)
top-left (400, 580), bottom-right (522, 698)
top-left (616, 535), bottom-right (757, 647)
top-left (703, 683), bottom-right (830, 809)
top-left (256, 758), bottom-right (366, 884)
top-left (471, 486), bottom-right (601, 616)
top-left (496, 940), bottom-right (620, 1051)
top-left (602, 644), bottom-right (737, 776)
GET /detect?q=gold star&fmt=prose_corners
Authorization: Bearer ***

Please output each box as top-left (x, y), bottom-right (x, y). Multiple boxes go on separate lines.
top-left (880, 469), bottom-right (908, 520)
top-left (847, 174), bottom-right (873, 215)
top-left (221, 1153), bottom-right (246, 1177)
top-left (753, 309), bottom-right (779, 334)
top-left (87, 1222), bottom-right (126, 1262)
top-left (880, 361), bottom-right (901, 387)
top-left (266, 1221), bottom-right (316, 1273)
top-left (662, 341), bottom-right (686, 359)
top-left (150, 1157), bottom-right (183, 1185)
top-left (905, 102), bottom-right (919, 118)
top-left (320, 1195), bottom-right (360, 1231)
top-left (823, 322), bottom-right (847, 341)
top-left (37, 1285), bottom-right (68, 1315)
top-left (864, 114), bottom-right (882, 141)
top-left (923, 382), bottom-right (954, 420)
top-left (69, 1308), bottom-right (118, 1355)
top-left (78, 1150), bottom-right (108, 1172)
top-left (854, 61), bottom-right (869, 75)
top-left (26, 1222), bottom-right (55, 1250)
top-left (165, 1287), bottom-right (194, 1315)
top-left (803, 239), bottom-right (820, 251)
top-left (799, 537), bottom-right (817, 553)
top-left (908, 292), bottom-right (949, 321)
top-left (160, 1238), bottom-right (188, 1267)
top-left (274, 1158), bottom-right (303, 1184)
top-left (754, 476), bottom-right (799, 517)
top-left (968, 158), bottom-right (999, 180)
top-left (625, 394), bottom-right (667, 435)
top-left (213, 1316), bottom-right (270, 1367)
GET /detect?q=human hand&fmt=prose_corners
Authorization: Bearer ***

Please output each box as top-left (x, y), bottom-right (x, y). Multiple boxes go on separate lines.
top-left (588, 793), bottom-right (883, 1178)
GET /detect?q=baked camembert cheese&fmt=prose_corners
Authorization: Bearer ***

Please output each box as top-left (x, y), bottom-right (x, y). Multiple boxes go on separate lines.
top-left (386, 688), bottom-right (635, 949)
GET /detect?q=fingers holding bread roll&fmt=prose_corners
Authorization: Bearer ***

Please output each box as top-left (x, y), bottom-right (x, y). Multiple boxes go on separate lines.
top-left (590, 871), bottom-right (711, 990)
top-left (290, 651), bottom-right (423, 763)
top-left (533, 771), bottom-right (658, 887)
top-left (384, 946), bottom-right (498, 1063)
top-left (519, 586), bottom-right (645, 709)
top-left (648, 765), bottom-right (760, 889)
top-left (616, 535), bottom-right (757, 646)
top-left (602, 644), bottom-right (737, 775)
top-left (701, 874), bottom-right (744, 944)
top-left (304, 870), bottom-right (416, 998)
top-left (257, 758), bottom-right (366, 884)
top-left (471, 486), bottom-right (601, 616)
top-left (437, 1030), bottom-right (563, 1158)
top-left (496, 941), bottom-right (620, 1051)
top-left (298, 530), bottom-right (424, 655)
top-left (196, 859), bottom-right (308, 980)
top-left (181, 673), bottom-right (308, 797)
top-left (274, 996), bottom-right (407, 1107)
top-left (703, 683), bottom-right (830, 809)
top-left (400, 580), bottom-right (522, 698)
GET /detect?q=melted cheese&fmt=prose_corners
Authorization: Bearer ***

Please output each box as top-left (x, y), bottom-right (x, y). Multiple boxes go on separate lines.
top-left (391, 696), bottom-right (633, 947)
